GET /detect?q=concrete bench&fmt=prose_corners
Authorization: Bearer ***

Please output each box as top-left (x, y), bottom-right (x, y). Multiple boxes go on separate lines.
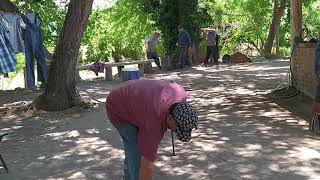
top-left (76, 59), bottom-right (155, 81)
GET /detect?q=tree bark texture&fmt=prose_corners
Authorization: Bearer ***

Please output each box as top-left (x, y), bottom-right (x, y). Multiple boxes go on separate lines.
top-left (0, 0), bottom-right (19, 13)
top-left (264, 0), bottom-right (288, 57)
top-left (291, 0), bottom-right (303, 44)
top-left (36, 0), bottom-right (94, 111)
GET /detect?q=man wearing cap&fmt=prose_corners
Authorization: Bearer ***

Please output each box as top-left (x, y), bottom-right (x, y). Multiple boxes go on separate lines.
top-left (146, 32), bottom-right (162, 70)
top-left (106, 79), bottom-right (198, 180)
top-left (203, 27), bottom-right (219, 66)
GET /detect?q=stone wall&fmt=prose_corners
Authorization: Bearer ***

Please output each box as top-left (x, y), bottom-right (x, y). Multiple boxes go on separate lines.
top-left (292, 43), bottom-right (317, 98)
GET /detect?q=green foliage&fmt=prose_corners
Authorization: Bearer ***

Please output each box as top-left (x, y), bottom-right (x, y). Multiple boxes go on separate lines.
top-left (83, 0), bottom-right (155, 63)
top-left (198, 0), bottom-right (274, 55)
top-left (303, 1), bottom-right (320, 40)
top-left (154, 0), bottom-right (179, 55)
top-left (9, 0), bottom-right (320, 66)
top-left (140, 0), bottom-right (201, 66)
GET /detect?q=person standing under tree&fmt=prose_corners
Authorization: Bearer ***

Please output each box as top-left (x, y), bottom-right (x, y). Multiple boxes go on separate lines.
top-left (177, 26), bottom-right (192, 69)
top-left (146, 31), bottom-right (162, 70)
top-left (203, 27), bottom-right (219, 67)
top-left (106, 79), bottom-right (198, 180)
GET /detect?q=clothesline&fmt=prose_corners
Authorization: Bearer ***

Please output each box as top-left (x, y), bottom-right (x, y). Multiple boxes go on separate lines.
top-left (0, 10), bottom-right (49, 90)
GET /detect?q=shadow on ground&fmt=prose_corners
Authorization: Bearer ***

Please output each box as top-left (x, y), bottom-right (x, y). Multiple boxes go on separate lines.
top-left (0, 60), bottom-right (319, 179)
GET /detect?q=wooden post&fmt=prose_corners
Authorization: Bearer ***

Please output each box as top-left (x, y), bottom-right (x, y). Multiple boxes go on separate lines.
top-left (117, 66), bottom-right (124, 78)
top-left (138, 64), bottom-right (145, 76)
top-left (144, 61), bottom-right (153, 74)
top-left (291, 0), bottom-right (303, 45)
top-left (104, 67), bottom-right (112, 81)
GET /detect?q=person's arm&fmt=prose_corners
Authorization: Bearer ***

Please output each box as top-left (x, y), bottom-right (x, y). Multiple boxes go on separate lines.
top-left (140, 156), bottom-right (154, 180)
top-left (177, 32), bottom-right (182, 46)
top-left (146, 37), bottom-right (154, 52)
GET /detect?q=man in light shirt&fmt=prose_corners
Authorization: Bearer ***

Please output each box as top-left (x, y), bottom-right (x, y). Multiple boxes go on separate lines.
top-left (146, 32), bottom-right (162, 70)
top-left (203, 27), bottom-right (219, 66)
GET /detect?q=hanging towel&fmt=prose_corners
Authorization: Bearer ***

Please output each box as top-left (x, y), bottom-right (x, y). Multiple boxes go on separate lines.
top-left (90, 62), bottom-right (105, 76)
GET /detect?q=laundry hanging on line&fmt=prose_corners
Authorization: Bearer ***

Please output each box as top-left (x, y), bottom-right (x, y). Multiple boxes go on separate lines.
top-left (0, 16), bottom-right (18, 77)
top-left (23, 11), bottom-right (48, 89)
top-left (0, 11), bottom-right (49, 90)
top-left (0, 12), bottom-right (26, 54)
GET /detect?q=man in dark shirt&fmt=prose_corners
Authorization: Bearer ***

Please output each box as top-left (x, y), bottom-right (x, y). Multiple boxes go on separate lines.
top-left (176, 26), bottom-right (191, 69)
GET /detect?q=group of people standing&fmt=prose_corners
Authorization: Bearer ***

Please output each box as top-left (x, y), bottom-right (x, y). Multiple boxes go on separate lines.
top-left (145, 26), bottom-right (192, 70)
top-left (146, 25), bottom-right (220, 69)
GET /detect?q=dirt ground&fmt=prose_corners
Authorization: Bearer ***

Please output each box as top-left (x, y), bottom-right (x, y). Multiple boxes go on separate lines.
top-left (0, 60), bottom-right (319, 180)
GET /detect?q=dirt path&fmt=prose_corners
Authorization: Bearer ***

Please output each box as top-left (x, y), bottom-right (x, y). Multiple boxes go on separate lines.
top-left (1, 60), bottom-right (319, 180)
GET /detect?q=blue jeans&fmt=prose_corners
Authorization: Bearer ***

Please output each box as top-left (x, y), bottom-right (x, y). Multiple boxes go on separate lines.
top-left (179, 46), bottom-right (190, 69)
top-left (23, 15), bottom-right (48, 89)
top-left (112, 123), bottom-right (141, 180)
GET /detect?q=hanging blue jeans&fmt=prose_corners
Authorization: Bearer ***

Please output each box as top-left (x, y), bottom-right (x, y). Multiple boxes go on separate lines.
top-left (23, 15), bottom-right (48, 89)
top-left (112, 123), bottom-right (141, 180)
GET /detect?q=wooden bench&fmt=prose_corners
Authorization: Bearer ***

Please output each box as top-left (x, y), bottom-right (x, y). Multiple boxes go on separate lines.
top-left (0, 132), bottom-right (9, 174)
top-left (76, 59), bottom-right (155, 81)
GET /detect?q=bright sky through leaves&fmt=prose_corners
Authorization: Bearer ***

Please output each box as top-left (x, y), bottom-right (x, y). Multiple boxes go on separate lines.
top-left (54, 0), bottom-right (116, 9)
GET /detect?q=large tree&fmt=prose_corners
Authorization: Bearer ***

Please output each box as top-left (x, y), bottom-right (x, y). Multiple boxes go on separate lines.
top-left (35, 0), bottom-right (94, 111)
top-left (0, 0), bottom-right (93, 111)
top-left (264, 0), bottom-right (288, 57)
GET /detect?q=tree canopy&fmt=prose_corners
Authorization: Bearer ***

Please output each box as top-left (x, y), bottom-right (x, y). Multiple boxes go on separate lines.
top-left (5, 0), bottom-right (320, 64)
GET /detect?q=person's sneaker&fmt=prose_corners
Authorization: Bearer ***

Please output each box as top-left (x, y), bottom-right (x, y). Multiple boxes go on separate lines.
top-left (39, 83), bottom-right (47, 89)
top-left (28, 87), bottom-right (37, 91)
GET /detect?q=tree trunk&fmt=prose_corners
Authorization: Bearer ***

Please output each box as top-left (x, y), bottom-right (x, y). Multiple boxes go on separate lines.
top-left (35, 0), bottom-right (94, 111)
top-left (264, 0), bottom-right (288, 57)
top-left (275, 25), bottom-right (280, 55)
top-left (0, 0), bottom-right (19, 13)
top-left (291, 0), bottom-right (303, 45)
